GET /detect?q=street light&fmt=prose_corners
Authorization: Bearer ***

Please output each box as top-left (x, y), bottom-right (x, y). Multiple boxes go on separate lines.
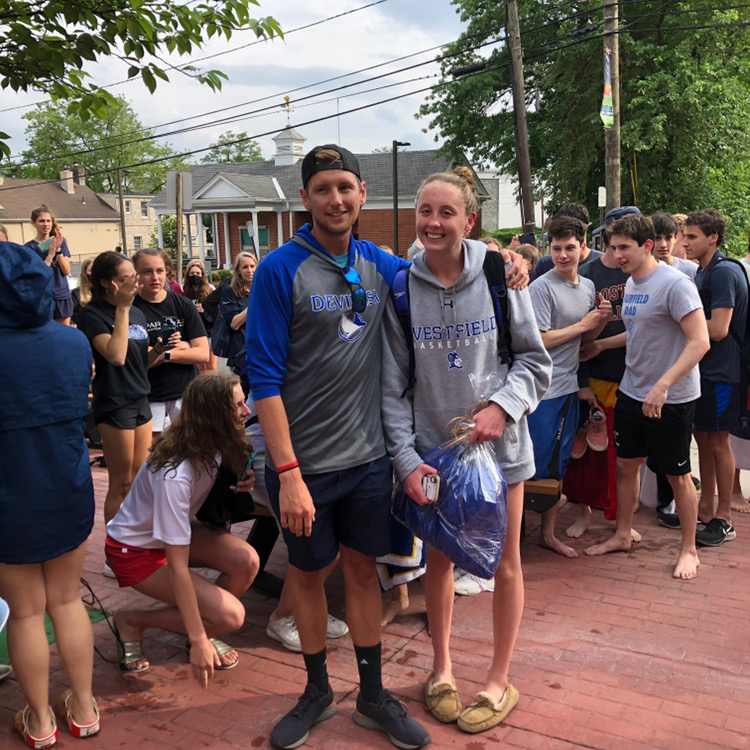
top-left (393, 140), bottom-right (411, 256)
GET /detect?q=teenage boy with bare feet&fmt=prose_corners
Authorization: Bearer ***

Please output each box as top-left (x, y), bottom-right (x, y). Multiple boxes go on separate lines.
top-left (528, 215), bottom-right (610, 557)
top-left (647, 212), bottom-right (700, 527)
top-left (683, 208), bottom-right (748, 546)
top-left (585, 214), bottom-right (709, 580)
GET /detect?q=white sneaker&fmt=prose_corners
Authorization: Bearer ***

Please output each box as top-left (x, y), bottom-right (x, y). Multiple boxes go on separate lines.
top-left (454, 572), bottom-right (495, 596)
top-left (102, 561), bottom-right (116, 579)
top-left (266, 615), bottom-right (301, 652)
top-left (325, 614), bottom-right (349, 639)
top-left (266, 614), bottom-right (349, 652)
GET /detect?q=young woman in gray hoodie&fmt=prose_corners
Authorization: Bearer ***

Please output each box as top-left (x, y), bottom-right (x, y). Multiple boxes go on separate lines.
top-left (381, 167), bottom-right (552, 734)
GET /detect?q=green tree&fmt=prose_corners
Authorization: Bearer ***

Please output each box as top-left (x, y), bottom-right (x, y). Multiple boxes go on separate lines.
top-left (418, 1), bottom-right (750, 251)
top-left (12, 95), bottom-right (190, 193)
top-left (201, 131), bottom-right (264, 163)
top-left (0, 0), bottom-right (282, 159)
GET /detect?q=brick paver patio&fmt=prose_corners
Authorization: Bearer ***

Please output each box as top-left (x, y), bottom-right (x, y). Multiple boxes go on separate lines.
top-left (1, 451), bottom-right (749, 749)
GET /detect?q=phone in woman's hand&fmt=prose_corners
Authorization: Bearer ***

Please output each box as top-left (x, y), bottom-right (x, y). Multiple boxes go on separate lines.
top-left (234, 451), bottom-right (256, 494)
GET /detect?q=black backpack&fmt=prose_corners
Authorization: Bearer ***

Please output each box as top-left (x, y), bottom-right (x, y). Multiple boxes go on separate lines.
top-left (391, 251), bottom-right (513, 398)
top-left (698, 255), bottom-right (750, 429)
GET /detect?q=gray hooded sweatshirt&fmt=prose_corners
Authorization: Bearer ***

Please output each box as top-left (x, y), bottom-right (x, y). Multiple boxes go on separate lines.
top-left (381, 239), bottom-right (552, 485)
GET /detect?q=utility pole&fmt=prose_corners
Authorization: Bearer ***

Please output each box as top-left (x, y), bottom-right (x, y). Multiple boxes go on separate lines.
top-left (603, 1), bottom-right (621, 210)
top-left (175, 172), bottom-right (184, 281)
top-left (506, 0), bottom-right (536, 234)
top-left (117, 168), bottom-right (127, 255)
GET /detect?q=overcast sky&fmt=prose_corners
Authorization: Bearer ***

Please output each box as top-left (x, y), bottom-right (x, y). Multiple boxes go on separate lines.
top-left (2, 0), bottom-right (470, 165)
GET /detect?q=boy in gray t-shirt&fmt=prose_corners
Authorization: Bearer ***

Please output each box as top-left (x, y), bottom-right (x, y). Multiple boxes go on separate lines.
top-left (586, 214), bottom-right (709, 580)
top-left (528, 216), bottom-right (610, 558)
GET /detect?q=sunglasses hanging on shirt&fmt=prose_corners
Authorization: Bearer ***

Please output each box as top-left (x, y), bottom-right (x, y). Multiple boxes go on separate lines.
top-left (342, 266), bottom-right (367, 313)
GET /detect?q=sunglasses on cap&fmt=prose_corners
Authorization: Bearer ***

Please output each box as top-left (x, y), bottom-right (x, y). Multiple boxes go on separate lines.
top-left (342, 266), bottom-right (366, 313)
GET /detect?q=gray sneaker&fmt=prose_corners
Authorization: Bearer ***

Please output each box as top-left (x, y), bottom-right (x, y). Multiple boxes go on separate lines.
top-left (695, 518), bottom-right (736, 547)
top-left (270, 684), bottom-right (336, 749)
top-left (351, 689), bottom-right (430, 749)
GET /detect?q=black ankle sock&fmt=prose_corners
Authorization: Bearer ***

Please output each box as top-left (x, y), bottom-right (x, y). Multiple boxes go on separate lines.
top-left (303, 649), bottom-right (330, 694)
top-left (354, 643), bottom-right (383, 703)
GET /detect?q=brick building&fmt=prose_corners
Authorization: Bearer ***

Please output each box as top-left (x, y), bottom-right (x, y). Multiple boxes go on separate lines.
top-left (149, 127), bottom-right (488, 267)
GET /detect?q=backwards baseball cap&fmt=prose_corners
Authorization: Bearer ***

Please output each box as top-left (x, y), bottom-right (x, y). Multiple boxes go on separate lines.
top-left (301, 144), bottom-right (361, 188)
top-left (592, 205), bottom-right (640, 235)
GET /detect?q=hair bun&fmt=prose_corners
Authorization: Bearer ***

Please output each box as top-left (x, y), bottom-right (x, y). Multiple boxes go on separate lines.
top-left (451, 165), bottom-right (475, 187)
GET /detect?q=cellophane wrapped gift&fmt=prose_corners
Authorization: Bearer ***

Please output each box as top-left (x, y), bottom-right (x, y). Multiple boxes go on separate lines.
top-left (392, 428), bottom-right (508, 579)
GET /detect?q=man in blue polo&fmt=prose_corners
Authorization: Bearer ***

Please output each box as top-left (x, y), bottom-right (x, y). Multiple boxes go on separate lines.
top-left (247, 146), bottom-right (430, 750)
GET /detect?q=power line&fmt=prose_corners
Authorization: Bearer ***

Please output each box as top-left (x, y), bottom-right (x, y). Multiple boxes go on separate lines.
top-left (6, 0), bottom-right (629, 162)
top-left (4, 11), bottom-right (748, 180)
top-left (5, 1), bottom-right (620, 163)
top-left (6, 37), bottom-right (505, 167)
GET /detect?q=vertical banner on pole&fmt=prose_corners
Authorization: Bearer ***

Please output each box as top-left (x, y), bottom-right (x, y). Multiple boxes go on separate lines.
top-left (600, 46), bottom-right (614, 129)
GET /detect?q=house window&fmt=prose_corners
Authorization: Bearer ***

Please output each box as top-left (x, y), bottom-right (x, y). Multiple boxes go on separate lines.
top-left (124, 200), bottom-right (131, 214)
top-left (133, 236), bottom-right (142, 250)
top-left (140, 201), bottom-right (149, 218)
top-left (240, 225), bottom-right (270, 258)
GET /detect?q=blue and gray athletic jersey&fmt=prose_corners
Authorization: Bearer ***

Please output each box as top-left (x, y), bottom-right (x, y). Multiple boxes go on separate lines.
top-left (247, 223), bottom-right (408, 474)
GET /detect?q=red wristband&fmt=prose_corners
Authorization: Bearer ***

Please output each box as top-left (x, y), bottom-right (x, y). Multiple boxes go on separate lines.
top-left (276, 461), bottom-right (299, 474)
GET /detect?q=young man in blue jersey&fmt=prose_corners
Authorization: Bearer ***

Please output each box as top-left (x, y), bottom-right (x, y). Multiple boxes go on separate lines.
top-left (684, 209), bottom-right (748, 546)
top-left (247, 146), bottom-right (430, 750)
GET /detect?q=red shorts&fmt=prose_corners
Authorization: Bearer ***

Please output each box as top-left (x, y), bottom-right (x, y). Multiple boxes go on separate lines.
top-left (105, 536), bottom-right (167, 588)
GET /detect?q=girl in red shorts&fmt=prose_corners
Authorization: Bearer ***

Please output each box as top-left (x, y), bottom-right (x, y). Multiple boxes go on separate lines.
top-left (106, 372), bottom-right (259, 686)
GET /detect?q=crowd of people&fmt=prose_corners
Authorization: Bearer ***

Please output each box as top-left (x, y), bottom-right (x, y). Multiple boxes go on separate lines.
top-left (0, 143), bottom-right (748, 750)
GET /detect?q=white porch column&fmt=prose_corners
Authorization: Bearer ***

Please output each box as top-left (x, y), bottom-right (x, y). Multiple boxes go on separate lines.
top-left (185, 214), bottom-right (193, 259)
top-left (197, 211), bottom-right (205, 263)
top-left (276, 210), bottom-right (283, 250)
top-left (157, 213), bottom-right (164, 248)
top-left (223, 213), bottom-right (231, 269)
top-left (251, 209), bottom-right (260, 257)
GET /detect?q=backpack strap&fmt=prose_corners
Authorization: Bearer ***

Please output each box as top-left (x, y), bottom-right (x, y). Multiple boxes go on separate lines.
top-left (482, 251), bottom-right (513, 365)
top-left (391, 267), bottom-right (415, 398)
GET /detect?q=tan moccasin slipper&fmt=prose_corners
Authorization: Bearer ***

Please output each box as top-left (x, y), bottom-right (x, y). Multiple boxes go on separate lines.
top-left (457, 684), bottom-right (519, 733)
top-left (424, 672), bottom-right (462, 723)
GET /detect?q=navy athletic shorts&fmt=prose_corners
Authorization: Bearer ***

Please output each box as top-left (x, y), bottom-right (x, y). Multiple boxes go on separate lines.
top-left (266, 454), bottom-right (393, 572)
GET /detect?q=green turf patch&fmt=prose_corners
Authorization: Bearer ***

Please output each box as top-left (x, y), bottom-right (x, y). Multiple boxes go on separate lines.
top-left (0, 608), bottom-right (107, 664)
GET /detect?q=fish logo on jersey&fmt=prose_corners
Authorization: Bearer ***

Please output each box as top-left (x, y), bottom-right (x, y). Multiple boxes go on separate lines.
top-left (338, 311), bottom-right (367, 343)
top-left (447, 352), bottom-right (463, 370)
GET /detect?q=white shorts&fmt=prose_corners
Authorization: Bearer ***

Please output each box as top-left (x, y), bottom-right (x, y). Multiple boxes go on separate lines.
top-left (149, 399), bottom-right (182, 432)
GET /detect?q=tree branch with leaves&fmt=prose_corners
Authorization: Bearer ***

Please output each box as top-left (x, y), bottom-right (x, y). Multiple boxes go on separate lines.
top-left (0, 0), bottom-right (282, 159)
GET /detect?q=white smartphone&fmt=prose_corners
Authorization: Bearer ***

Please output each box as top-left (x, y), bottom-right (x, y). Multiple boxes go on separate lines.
top-left (422, 474), bottom-right (440, 503)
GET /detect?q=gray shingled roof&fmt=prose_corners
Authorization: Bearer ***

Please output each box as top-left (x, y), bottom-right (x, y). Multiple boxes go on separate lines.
top-left (151, 150), bottom-right (488, 205)
top-left (0, 177), bottom-right (120, 221)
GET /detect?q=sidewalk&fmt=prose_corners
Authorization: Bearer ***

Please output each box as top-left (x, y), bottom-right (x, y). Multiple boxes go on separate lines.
top-left (2, 452), bottom-right (749, 749)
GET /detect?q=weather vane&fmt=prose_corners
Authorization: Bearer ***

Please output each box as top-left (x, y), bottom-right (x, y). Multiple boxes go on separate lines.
top-left (280, 95), bottom-right (293, 126)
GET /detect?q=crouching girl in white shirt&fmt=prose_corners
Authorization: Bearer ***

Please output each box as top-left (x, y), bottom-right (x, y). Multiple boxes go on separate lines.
top-left (106, 372), bottom-right (259, 686)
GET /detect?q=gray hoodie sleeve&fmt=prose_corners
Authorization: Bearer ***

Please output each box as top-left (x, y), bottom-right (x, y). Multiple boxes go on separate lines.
top-left (381, 297), bottom-right (424, 481)
top-left (487, 284), bottom-right (552, 423)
